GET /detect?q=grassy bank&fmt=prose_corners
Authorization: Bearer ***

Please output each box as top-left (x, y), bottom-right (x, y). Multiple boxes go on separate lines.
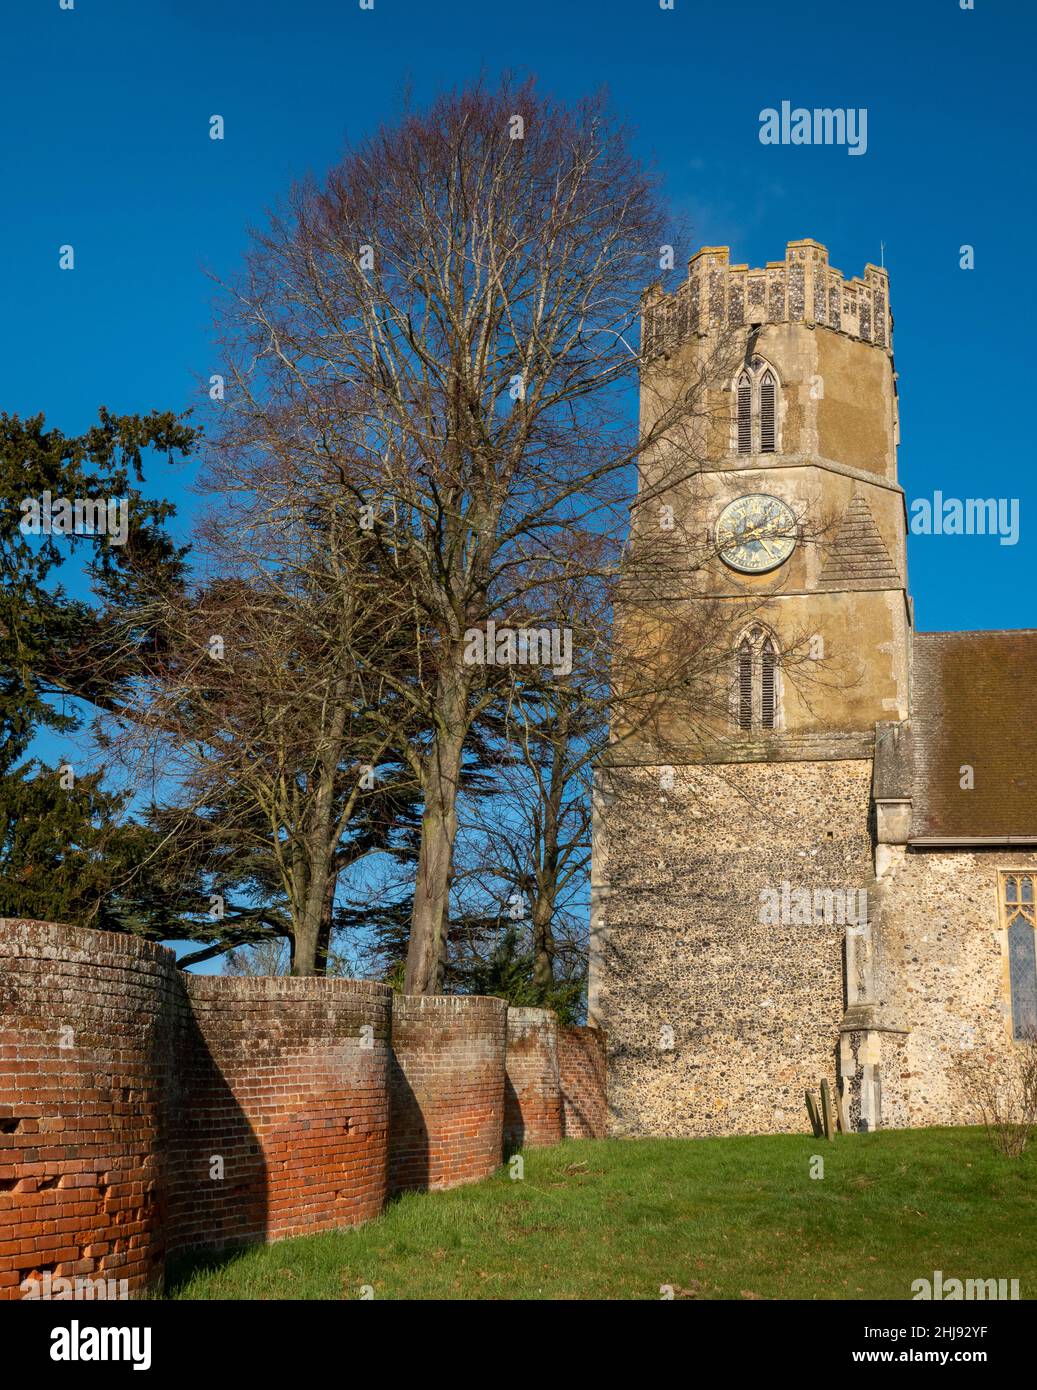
top-left (168, 1127), bottom-right (1036, 1300)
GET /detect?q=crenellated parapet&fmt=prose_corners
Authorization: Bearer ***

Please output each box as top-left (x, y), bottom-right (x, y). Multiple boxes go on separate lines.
top-left (642, 238), bottom-right (892, 358)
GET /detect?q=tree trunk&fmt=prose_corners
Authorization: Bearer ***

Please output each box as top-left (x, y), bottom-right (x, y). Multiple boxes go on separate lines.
top-left (531, 723), bottom-right (565, 994)
top-left (293, 851), bottom-right (332, 977)
top-left (291, 729), bottom-right (343, 975)
top-left (405, 667), bottom-right (468, 994)
top-left (292, 885), bottom-right (323, 977)
top-left (531, 892), bottom-right (556, 994)
top-left (314, 869), bottom-right (338, 976)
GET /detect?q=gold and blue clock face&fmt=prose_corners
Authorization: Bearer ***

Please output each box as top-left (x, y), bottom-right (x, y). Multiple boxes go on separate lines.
top-left (715, 493), bottom-right (797, 574)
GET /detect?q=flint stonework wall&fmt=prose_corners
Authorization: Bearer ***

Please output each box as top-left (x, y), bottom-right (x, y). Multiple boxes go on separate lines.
top-left (595, 760), bottom-right (874, 1137)
top-left (870, 847), bottom-right (1037, 1126)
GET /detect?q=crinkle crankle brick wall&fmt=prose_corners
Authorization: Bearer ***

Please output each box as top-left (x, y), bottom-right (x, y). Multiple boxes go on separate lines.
top-left (0, 920), bottom-right (607, 1298)
top-left (504, 1007), bottom-right (563, 1150)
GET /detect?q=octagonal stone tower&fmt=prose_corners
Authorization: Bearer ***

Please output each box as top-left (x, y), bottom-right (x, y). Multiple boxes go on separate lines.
top-left (590, 239), bottom-right (911, 1137)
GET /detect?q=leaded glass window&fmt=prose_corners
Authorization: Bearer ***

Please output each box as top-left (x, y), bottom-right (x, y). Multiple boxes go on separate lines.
top-left (1002, 874), bottom-right (1037, 1040)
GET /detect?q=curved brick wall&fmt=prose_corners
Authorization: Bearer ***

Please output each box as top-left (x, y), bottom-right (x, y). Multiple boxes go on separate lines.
top-left (168, 975), bottom-right (392, 1256)
top-left (504, 1007), bottom-right (562, 1150)
top-left (0, 921), bottom-right (392, 1298)
top-left (1, 920), bottom-right (602, 1296)
top-left (0, 920), bottom-right (180, 1300)
top-left (389, 995), bottom-right (507, 1196)
top-left (559, 1026), bottom-right (609, 1138)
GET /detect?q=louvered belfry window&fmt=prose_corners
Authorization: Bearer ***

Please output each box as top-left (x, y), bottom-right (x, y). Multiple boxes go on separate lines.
top-left (760, 637), bottom-right (777, 728)
top-left (735, 358), bottom-right (779, 454)
top-left (736, 373), bottom-right (753, 453)
top-left (735, 627), bottom-right (779, 732)
top-left (738, 640), bottom-right (753, 730)
top-left (759, 371), bottom-right (777, 452)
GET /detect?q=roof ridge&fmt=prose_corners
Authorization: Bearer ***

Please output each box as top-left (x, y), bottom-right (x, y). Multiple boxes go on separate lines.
top-left (916, 628), bottom-right (1037, 638)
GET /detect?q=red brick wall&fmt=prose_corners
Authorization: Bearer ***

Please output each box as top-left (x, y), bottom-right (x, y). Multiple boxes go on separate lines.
top-left (558, 1026), bottom-right (609, 1138)
top-left (0, 920), bottom-right (179, 1301)
top-left (504, 1007), bottom-right (562, 1150)
top-left (389, 995), bottom-right (507, 1196)
top-left (1, 921), bottom-right (607, 1298)
top-left (167, 976), bottom-right (391, 1256)
top-left (0, 921), bottom-right (391, 1298)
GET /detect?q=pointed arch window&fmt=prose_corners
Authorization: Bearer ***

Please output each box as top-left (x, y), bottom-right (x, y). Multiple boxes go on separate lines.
top-left (734, 626), bottom-right (780, 733)
top-left (759, 370), bottom-right (777, 452)
top-left (760, 636), bottom-right (777, 729)
top-left (1001, 873), bottom-right (1037, 1040)
top-left (734, 357), bottom-right (780, 455)
top-left (736, 373), bottom-right (753, 453)
top-left (738, 639), bottom-right (753, 730)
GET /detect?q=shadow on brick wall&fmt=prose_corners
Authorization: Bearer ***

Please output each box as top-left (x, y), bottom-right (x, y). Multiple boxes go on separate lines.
top-left (0, 920), bottom-right (263, 1300)
top-left (3, 924), bottom-right (602, 1298)
top-left (164, 990), bottom-right (268, 1263)
top-left (502, 1074), bottom-right (525, 1154)
top-left (386, 1053), bottom-right (430, 1198)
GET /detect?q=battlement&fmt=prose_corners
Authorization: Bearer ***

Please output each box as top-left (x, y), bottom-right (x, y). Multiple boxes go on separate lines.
top-left (642, 239), bottom-right (892, 358)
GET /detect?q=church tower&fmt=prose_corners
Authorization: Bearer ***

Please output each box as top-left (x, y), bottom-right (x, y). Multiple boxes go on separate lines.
top-left (590, 239), bottom-right (912, 1136)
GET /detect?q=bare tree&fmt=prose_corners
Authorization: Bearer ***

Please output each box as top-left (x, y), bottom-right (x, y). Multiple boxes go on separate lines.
top-left (209, 77), bottom-right (740, 993)
top-left (953, 1033), bottom-right (1037, 1158)
top-left (100, 473), bottom-right (420, 976)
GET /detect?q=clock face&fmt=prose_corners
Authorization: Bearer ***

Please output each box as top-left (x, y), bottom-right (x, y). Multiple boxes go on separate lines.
top-left (715, 493), bottom-right (797, 574)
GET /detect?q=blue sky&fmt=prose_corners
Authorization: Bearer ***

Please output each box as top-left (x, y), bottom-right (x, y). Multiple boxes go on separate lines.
top-left (3, 0), bottom-right (1033, 632)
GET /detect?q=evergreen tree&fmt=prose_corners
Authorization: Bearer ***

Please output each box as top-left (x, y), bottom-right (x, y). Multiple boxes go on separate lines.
top-left (0, 409), bottom-right (197, 931)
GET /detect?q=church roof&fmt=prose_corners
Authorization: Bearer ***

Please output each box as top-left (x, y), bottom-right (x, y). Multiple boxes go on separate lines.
top-left (909, 630), bottom-right (1037, 842)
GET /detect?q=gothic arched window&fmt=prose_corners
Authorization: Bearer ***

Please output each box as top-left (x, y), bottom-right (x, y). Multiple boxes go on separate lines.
top-left (738, 638), bottom-right (753, 730)
top-left (736, 372), bottom-right (753, 453)
top-left (734, 358), bottom-right (780, 455)
top-left (1002, 873), bottom-right (1037, 1040)
top-left (759, 370), bottom-right (777, 453)
top-left (760, 636), bottom-right (777, 728)
top-left (734, 626), bottom-right (780, 733)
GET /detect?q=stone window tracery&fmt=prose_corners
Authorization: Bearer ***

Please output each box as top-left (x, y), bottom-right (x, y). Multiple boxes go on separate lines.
top-left (734, 626), bottom-right (780, 732)
top-left (1001, 873), bottom-right (1037, 1040)
top-left (734, 357), bottom-right (780, 455)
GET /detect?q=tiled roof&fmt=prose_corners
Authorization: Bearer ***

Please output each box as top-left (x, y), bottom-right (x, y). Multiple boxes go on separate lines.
top-left (910, 630), bottom-right (1037, 840)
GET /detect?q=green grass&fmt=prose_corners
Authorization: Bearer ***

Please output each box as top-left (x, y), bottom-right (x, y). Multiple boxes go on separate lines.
top-left (167, 1127), bottom-right (1037, 1300)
